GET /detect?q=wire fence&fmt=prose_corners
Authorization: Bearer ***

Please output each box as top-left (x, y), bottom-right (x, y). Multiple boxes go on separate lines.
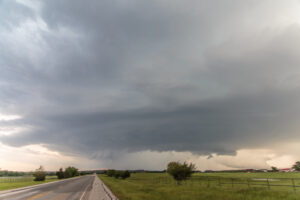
top-left (0, 176), bottom-right (33, 183)
top-left (0, 176), bottom-right (57, 183)
top-left (193, 176), bottom-right (300, 192)
top-left (130, 176), bottom-right (300, 192)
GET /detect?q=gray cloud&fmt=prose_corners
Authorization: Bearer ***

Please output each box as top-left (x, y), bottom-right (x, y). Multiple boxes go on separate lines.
top-left (1, 0), bottom-right (300, 164)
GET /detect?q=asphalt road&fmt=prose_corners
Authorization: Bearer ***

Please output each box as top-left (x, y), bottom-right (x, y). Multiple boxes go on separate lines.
top-left (0, 175), bottom-right (94, 200)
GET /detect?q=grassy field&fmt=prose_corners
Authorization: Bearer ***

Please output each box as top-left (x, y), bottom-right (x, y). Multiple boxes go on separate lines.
top-left (99, 172), bottom-right (300, 200)
top-left (0, 176), bottom-right (58, 191)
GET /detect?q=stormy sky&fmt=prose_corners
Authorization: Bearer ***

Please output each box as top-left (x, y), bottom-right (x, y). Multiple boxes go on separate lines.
top-left (1, 0), bottom-right (300, 171)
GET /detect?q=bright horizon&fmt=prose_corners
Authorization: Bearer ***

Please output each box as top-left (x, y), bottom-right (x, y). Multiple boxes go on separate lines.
top-left (1, 0), bottom-right (300, 171)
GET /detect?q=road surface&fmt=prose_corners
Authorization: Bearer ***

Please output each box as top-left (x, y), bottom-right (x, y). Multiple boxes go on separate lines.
top-left (0, 175), bottom-right (94, 200)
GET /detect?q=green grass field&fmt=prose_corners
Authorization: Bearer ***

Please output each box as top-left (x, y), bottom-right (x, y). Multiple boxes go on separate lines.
top-left (0, 176), bottom-right (58, 191)
top-left (99, 172), bottom-right (300, 200)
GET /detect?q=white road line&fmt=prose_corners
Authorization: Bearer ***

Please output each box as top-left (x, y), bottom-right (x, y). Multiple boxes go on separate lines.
top-left (0, 175), bottom-right (85, 196)
top-left (79, 183), bottom-right (90, 200)
top-left (0, 188), bottom-right (40, 198)
top-left (0, 191), bottom-right (39, 200)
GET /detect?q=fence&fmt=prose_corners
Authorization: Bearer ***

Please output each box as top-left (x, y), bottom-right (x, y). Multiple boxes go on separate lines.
top-left (0, 176), bottom-right (56, 183)
top-left (0, 176), bottom-right (33, 183)
top-left (192, 176), bottom-right (300, 192)
top-left (130, 176), bottom-right (300, 192)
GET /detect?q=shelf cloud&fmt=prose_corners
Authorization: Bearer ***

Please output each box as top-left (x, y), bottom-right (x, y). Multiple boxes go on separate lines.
top-left (1, 0), bottom-right (300, 170)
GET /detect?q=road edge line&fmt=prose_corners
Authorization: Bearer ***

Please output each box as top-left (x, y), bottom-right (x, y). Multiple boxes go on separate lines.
top-left (0, 175), bottom-right (88, 195)
top-left (80, 183), bottom-right (90, 200)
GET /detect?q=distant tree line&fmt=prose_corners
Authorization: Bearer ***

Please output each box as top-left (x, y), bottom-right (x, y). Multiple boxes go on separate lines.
top-left (56, 167), bottom-right (79, 179)
top-left (31, 166), bottom-right (79, 181)
top-left (12, 160), bottom-right (300, 184)
top-left (79, 170), bottom-right (106, 175)
top-left (105, 169), bottom-right (131, 179)
top-left (0, 171), bottom-right (29, 177)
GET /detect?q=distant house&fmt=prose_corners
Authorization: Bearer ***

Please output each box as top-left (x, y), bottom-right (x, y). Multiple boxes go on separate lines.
top-left (258, 169), bottom-right (268, 172)
top-left (243, 169), bottom-right (268, 173)
top-left (245, 169), bottom-right (255, 173)
top-left (279, 168), bottom-right (293, 172)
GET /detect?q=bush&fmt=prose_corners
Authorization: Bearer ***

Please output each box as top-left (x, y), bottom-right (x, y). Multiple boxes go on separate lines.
top-left (120, 170), bottom-right (131, 179)
top-left (106, 169), bottom-right (116, 177)
top-left (33, 166), bottom-right (46, 181)
top-left (167, 161), bottom-right (196, 184)
top-left (64, 166), bottom-right (79, 178)
top-left (56, 168), bottom-right (65, 179)
top-left (106, 170), bottom-right (131, 179)
top-left (113, 171), bottom-right (121, 179)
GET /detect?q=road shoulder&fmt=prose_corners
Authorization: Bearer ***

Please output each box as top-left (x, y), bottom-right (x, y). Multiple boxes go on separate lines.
top-left (88, 175), bottom-right (118, 200)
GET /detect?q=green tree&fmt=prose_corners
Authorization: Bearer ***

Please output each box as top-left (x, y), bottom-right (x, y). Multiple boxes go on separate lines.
top-left (120, 170), bottom-right (131, 179)
top-left (106, 169), bottom-right (116, 177)
top-left (271, 166), bottom-right (279, 172)
top-left (293, 161), bottom-right (300, 171)
top-left (56, 168), bottom-right (65, 179)
top-left (105, 170), bottom-right (130, 179)
top-left (64, 166), bottom-right (79, 178)
top-left (113, 171), bottom-right (121, 179)
top-left (33, 166), bottom-right (46, 181)
top-left (167, 161), bottom-right (196, 184)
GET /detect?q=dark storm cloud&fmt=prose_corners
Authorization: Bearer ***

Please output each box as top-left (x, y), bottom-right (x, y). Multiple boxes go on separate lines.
top-left (3, 87), bottom-right (300, 156)
top-left (1, 0), bottom-right (300, 159)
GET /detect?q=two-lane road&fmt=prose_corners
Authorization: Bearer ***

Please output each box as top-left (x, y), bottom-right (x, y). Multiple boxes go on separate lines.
top-left (0, 175), bottom-right (94, 200)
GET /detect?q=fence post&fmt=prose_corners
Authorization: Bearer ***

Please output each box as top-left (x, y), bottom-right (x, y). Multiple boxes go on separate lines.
top-left (207, 177), bottom-right (210, 188)
top-left (267, 178), bottom-right (270, 190)
top-left (247, 178), bottom-right (250, 189)
top-left (292, 178), bottom-right (296, 193)
top-left (231, 178), bottom-right (234, 188)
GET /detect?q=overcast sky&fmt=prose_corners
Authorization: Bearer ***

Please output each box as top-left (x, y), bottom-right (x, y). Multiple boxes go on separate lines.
top-left (1, 0), bottom-right (300, 171)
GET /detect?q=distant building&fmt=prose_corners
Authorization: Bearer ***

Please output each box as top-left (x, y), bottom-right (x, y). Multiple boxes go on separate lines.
top-left (258, 169), bottom-right (268, 172)
top-left (279, 168), bottom-right (293, 172)
top-left (245, 169), bottom-right (255, 173)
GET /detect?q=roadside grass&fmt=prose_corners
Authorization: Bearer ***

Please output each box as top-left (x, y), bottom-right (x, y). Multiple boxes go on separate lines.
top-left (99, 173), bottom-right (300, 200)
top-left (0, 176), bottom-right (58, 191)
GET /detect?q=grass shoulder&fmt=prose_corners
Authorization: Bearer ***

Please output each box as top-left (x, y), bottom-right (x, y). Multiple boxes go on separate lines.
top-left (99, 173), bottom-right (300, 200)
top-left (0, 176), bottom-right (58, 191)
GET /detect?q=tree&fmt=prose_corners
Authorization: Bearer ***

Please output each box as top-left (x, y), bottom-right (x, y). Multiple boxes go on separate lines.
top-left (64, 166), bottom-right (79, 178)
top-left (120, 170), bottom-right (131, 179)
top-left (33, 166), bottom-right (46, 181)
top-left (106, 169), bottom-right (116, 177)
top-left (167, 161), bottom-right (196, 184)
top-left (113, 171), bottom-right (121, 179)
top-left (271, 166), bottom-right (279, 172)
top-left (105, 170), bottom-right (130, 179)
top-left (292, 161), bottom-right (300, 171)
top-left (56, 168), bottom-right (65, 179)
